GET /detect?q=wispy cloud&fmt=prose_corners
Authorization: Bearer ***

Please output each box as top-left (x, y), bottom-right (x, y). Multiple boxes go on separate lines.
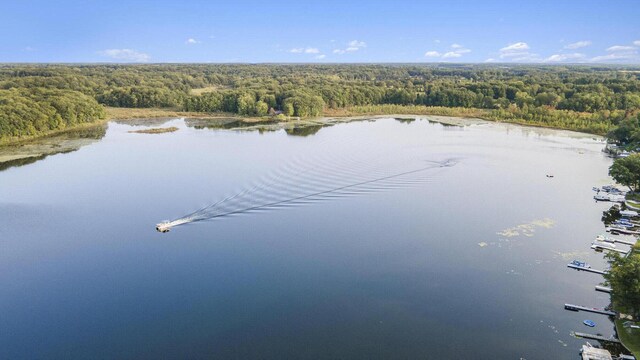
top-left (333, 40), bottom-right (366, 54)
top-left (590, 42), bottom-right (639, 63)
top-left (543, 53), bottom-right (586, 63)
top-left (98, 49), bottom-right (150, 62)
top-left (424, 51), bottom-right (441, 57)
top-left (606, 45), bottom-right (635, 52)
top-left (564, 40), bottom-right (591, 49)
top-left (315, 54), bottom-right (326, 60)
top-left (186, 38), bottom-right (200, 44)
top-left (289, 47), bottom-right (320, 54)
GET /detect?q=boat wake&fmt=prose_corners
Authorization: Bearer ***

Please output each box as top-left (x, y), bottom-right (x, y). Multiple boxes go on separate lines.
top-left (156, 153), bottom-right (459, 232)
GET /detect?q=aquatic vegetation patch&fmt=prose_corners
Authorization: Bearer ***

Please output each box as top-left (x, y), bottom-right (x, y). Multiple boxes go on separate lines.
top-left (497, 218), bottom-right (555, 238)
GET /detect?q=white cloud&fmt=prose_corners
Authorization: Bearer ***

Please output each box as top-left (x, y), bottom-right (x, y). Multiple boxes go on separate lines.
top-left (543, 53), bottom-right (586, 63)
top-left (333, 40), bottom-right (366, 54)
top-left (23, 46), bottom-right (36, 52)
top-left (98, 49), bottom-right (150, 62)
top-left (424, 44), bottom-right (470, 60)
top-left (564, 40), bottom-right (591, 49)
top-left (499, 42), bottom-right (530, 58)
top-left (434, 39), bottom-right (441, 44)
top-left (186, 38), bottom-right (200, 44)
top-left (634, 40), bottom-right (640, 46)
top-left (498, 42), bottom-right (540, 62)
top-left (484, 58), bottom-right (497, 63)
top-left (315, 54), bottom-right (326, 60)
top-left (442, 51), bottom-right (462, 58)
top-left (305, 47), bottom-right (320, 54)
top-left (590, 43), bottom-right (639, 62)
top-left (607, 45), bottom-right (636, 52)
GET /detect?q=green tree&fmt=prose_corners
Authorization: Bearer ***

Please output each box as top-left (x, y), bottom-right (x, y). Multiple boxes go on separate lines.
top-left (255, 100), bottom-right (269, 116)
top-left (609, 154), bottom-right (640, 192)
top-left (604, 244), bottom-right (640, 318)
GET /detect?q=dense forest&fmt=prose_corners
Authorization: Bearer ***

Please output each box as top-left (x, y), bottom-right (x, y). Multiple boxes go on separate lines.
top-left (1, 64), bottom-right (640, 141)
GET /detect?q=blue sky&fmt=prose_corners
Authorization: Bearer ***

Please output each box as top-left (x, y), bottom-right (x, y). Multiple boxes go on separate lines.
top-left (1, 0), bottom-right (639, 63)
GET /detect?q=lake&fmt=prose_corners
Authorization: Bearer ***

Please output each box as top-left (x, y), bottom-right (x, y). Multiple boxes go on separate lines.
top-left (0, 116), bottom-right (623, 359)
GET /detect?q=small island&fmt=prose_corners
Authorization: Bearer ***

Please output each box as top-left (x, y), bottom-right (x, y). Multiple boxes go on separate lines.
top-left (127, 127), bottom-right (179, 134)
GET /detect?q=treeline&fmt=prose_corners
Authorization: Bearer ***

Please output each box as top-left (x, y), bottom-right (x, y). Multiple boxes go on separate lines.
top-left (183, 89), bottom-right (325, 117)
top-left (1, 64), bottom-right (640, 138)
top-left (0, 88), bottom-right (105, 141)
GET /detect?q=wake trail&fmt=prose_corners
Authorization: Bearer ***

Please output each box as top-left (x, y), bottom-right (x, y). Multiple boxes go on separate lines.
top-left (156, 154), bottom-right (459, 232)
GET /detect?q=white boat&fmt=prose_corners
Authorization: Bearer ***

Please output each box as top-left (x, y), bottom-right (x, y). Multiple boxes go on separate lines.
top-left (620, 210), bottom-right (638, 217)
top-left (592, 240), bottom-right (616, 249)
top-left (155, 218), bottom-right (191, 233)
top-left (596, 234), bottom-right (616, 243)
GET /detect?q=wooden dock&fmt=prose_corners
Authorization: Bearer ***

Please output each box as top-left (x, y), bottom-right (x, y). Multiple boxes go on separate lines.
top-left (565, 304), bottom-right (616, 316)
top-left (573, 332), bottom-right (621, 343)
top-left (567, 264), bottom-right (607, 274)
top-left (595, 285), bottom-right (612, 293)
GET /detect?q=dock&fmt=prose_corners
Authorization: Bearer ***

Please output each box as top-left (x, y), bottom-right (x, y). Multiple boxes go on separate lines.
top-left (565, 304), bottom-right (616, 316)
top-left (611, 238), bottom-right (636, 246)
top-left (573, 332), bottom-right (621, 344)
top-left (567, 264), bottom-right (607, 274)
top-left (595, 285), bottom-right (612, 293)
top-left (591, 244), bottom-right (629, 254)
top-left (597, 235), bottom-right (637, 246)
top-left (606, 227), bottom-right (640, 235)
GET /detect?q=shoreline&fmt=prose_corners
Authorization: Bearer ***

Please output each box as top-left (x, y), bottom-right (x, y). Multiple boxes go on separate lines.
top-left (0, 105), bottom-right (609, 147)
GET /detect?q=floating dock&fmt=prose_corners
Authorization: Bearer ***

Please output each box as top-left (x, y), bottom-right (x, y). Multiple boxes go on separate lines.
top-left (567, 264), bottom-right (607, 275)
top-left (573, 332), bottom-right (621, 344)
top-left (595, 286), bottom-right (612, 293)
top-left (591, 244), bottom-right (629, 254)
top-left (565, 304), bottom-right (616, 316)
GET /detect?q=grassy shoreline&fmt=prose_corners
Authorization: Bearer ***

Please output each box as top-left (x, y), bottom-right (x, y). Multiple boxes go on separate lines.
top-left (1, 104), bottom-right (607, 146)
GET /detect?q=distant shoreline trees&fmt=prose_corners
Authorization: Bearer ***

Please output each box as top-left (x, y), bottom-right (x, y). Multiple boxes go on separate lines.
top-left (1, 64), bottom-right (640, 140)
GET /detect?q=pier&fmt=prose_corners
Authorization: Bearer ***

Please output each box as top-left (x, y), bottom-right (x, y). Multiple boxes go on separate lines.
top-left (567, 264), bottom-right (607, 275)
top-left (564, 304), bottom-right (616, 316)
top-left (573, 332), bottom-right (621, 344)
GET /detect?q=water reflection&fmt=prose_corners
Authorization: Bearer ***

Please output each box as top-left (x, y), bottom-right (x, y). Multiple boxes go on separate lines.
top-left (0, 124), bottom-right (106, 172)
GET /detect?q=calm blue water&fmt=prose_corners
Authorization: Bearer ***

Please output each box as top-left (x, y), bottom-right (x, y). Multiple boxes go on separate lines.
top-left (0, 117), bottom-right (622, 359)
